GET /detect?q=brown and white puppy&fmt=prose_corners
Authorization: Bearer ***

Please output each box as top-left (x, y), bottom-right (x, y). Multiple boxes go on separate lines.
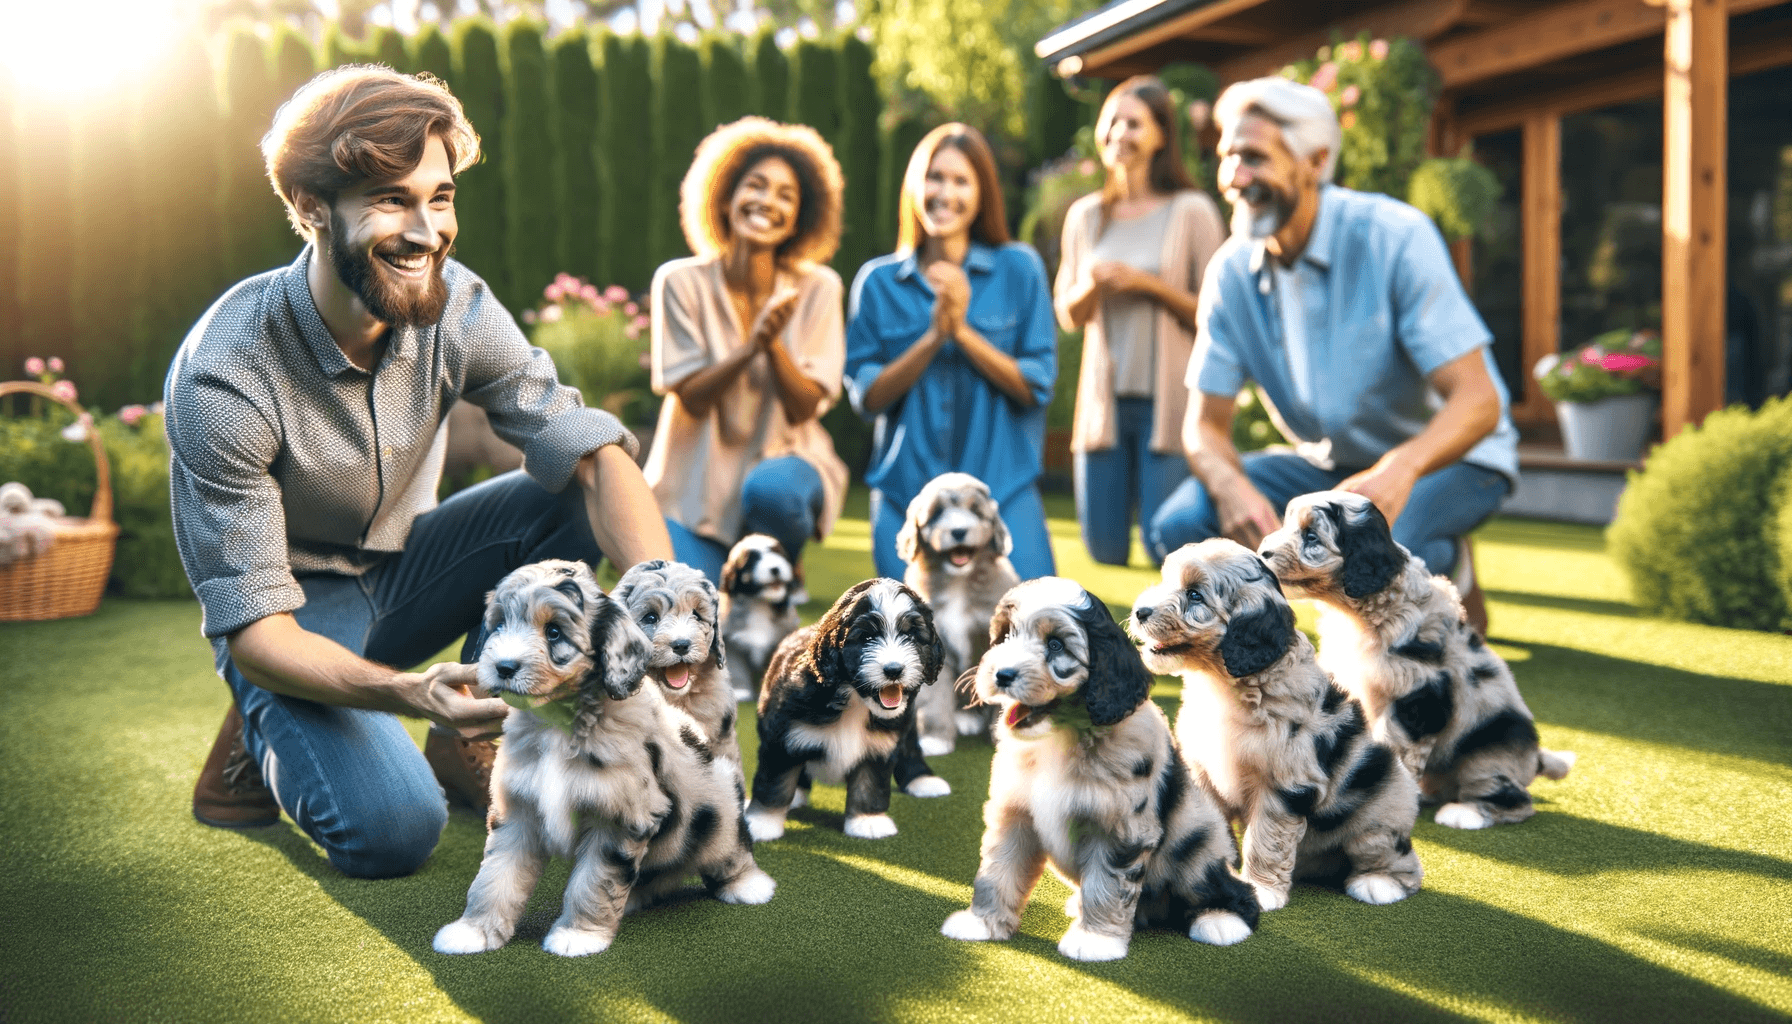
top-left (433, 560), bottom-right (773, 959)
top-left (941, 578), bottom-right (1259, 962)
top-left (1258, 491), bottom-right (1574, 829)
top-left (719, 535), bottom-right (802, 703)
top-left (1131, 541), bottom-right (1424, 911)
top-left (746, 579), bottom-right (951, 841)
top-left (897, 472), bottom-right (1021, 756)
top-left (612, 559), bottom-right (744, 789)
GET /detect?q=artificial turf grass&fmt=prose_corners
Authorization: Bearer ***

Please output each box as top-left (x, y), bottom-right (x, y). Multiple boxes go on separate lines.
top-left (1, 507), bottom-right (1789, 1023)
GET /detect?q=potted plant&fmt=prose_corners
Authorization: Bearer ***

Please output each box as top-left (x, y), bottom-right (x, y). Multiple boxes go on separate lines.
top-left (1533, 328), bottom-right (1662, 462)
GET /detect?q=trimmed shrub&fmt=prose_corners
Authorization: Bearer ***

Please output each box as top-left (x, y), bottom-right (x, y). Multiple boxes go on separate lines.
top-left (652, 32), bottom-right (704, 269)
top-left (368, 25), bottom-right (409, 70)
top-left (878, 115), bottom-right (928, 254)
top-left (788, 38), bottom-right (839, 143)
top-left (220, 24), bottom-right (290, 281)
top-left (320, 23), bottom-right (362, 69)
top-left (1776, 464), bottom-right (1792, 619)
top-left (1607, 396), bottom-right (1792, 631)
top-left (837, 35), bottom-right (880, 278)
top-left (551, 28), bottom-right (604, 285)
top-left (70, 85), bottom-right (142, 409)
top-left (411, 23), bottom-right (454, 81)
top-left (271, 23), bottom-right (319, 96)
top-left (1407, 155), bottom-right (1502, 243)
top-left (749, 29), bottom-right (787, 122)
top-left (1026, 61), bottom-right (1080, 167)
top-left (600, 32), bottom-right (654, 292)
top-left (699, 32), bottom-right (748, 133)
top-left (502, 20), bottom-right (559, 312)
top-left (450, 17), bottom-right (509, 301)
top-left (15, 85), bottom-right (76, 362)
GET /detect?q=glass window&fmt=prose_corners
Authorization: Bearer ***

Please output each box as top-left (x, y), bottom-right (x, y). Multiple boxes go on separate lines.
top-left (1558, 99), bottom-right (1663, 354)
top-left (1727, 62), bottom-right (1792, 404)
top-left (1469, 129), bottom-right (1523, 400)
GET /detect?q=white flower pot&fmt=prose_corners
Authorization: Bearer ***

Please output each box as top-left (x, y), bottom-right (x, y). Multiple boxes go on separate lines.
top-left (1555, 393), bottom-right (1657, 463)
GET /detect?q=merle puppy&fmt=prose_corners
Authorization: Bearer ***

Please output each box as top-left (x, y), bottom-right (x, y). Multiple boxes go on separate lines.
top-left (745, 579), bottom-right (952, 841)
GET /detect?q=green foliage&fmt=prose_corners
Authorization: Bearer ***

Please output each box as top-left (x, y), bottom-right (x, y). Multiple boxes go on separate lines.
top-left (411, 23), bottom-right (454, 81)
top-left (220, 23), bottom-right (292, 282)
top-left (551, 28), bottom-right (604, 286)
top-left (1534, 328), bottom-right (1660, 403)
top-left (523, 276), bottom-right (654, 424)
top-left (1776, 464), bottom-right (1792, 618)
top-left (270, 24), bottom-right (319, 95)
top-left (368, 25), bottom-right (409, 70)
top-left (748, 29), bottom-right (787, 121)
top-left (788, 37), bottom-right (839, 143)
top-left (69, 83), bottom-right (141, 409)
top-left (1282, 35), bottom-right (1436, 200)
top-left (15, 70), bottom-right (76, 361)
top-left (1017, 153), bottom-right (1099, 282)
top-left (449, 17), bottom-right (509, 299)
top-left (699, 32), bottom-right (749, 133)
top-left (1231, 384), bottom-right (1283, 453)
top-left (877, 115), bottom-right (928, 254)
top-left (320, 23), bottom-right (362, 69)
top-left (652, 32), bottom-right (704, 269)
top-left (1025, 61), bottom-right (1080, 167)
top-left (837, 35), bottom-right (881, 276)
top-left (600, 32), bottom-right (654, 292)
top-left (1407, 155), bottom-right (1502, 243)
top-left (502, 20), bottom-right (558, 312)
top-left (1607, 396), bottom-right (1792, 631)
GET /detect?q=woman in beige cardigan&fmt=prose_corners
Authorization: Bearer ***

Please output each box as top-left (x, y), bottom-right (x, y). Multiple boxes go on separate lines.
top-left (1055, 76), bottom-right (1225, 566)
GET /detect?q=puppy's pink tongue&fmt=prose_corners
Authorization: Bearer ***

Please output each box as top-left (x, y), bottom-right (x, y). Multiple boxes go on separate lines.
top-left (948, 551), bottom-right (973, 567)
top-left (665, 665), bottom-right (690, 689)
top-left (879, 683), bottom-right (903, 708)
top-left (1005, 703), bottom-right (1029, 728)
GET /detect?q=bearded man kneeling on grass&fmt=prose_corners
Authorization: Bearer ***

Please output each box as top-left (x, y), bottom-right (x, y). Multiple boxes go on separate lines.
top-left (168, 66), bottom-right (672, 878)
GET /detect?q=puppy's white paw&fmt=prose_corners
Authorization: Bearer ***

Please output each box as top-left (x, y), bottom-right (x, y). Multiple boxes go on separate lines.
top-left (919, 736), bottom-right (954, 757)
top-left (1250, 883), bottom-right (1289, 912)
top-left (1058, 925), bottom-right (1129, 962)
top-left (940, 909), bottom-right (996, 941)
top-left (1435, 802), bottom-right (1492, 830)
top-left (433, 918), bottom-right (503, 955)
top-left (717, 869), bottom-right (776, 905)
top-left (789, 788), bottom-right (809, 809)
top-left (745, 802), bottom-right (787, 842)
top-left (905, 775), bottom-right (952, 798)
top-left (1063, 892), bottom-right (1081, 920)
top-left (542, 926), bottom-right (613, 958)
top-left (844, 813), bottom-right (898, 839)
top-left (1345, 873), bottom-right (1411, 906)
top-left (1189, 910), bottom-right (1253, 947)
top-left (954, 711), bottom-right (987, 737)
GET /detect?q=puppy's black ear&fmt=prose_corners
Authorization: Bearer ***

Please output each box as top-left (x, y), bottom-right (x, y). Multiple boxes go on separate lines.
top-left (814, 579), bottom-right (878, 681)
top-left (460, 605), bottom-right (496, 665)
top-left (554, 579), bottom-right (586, 613)
top-left (1332, 502), bottom-right (1404, 599)
top-left (700, 577), bottom-right (726, 671)
top-left (586, 597), bottom-right (654, 700)
top-left (1078, 596), bottom-right (1154, 727)
top-left (984, 493), bottom-right (1013, 557)
top-left (1218, 596), bottom-right (1296, 679)
top-left (900, 583), bottom-right (945, 688)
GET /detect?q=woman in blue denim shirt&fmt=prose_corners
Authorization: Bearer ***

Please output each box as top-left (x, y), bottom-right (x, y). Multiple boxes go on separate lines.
top-left (845, 123), bottom-right (1058, 580)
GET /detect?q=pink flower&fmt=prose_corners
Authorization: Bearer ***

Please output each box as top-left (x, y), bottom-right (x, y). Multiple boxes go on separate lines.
top-left (1340, 85), bottom-right (1361, 108)
top-left (1579, 346), bottom-right (1605, 365)
top-left (1339, 41), bottom-right (1363, 62)
top-left (24, 357), bottom-right (44, 376)
top-left (605, 286), bottom-right (629, 304)
top-left (1600, 353), bottom-right (1655, 373)
top-left (624, 302), bottom-right (640, 317)
top-left (545, 283), bottom-right (565, 303)
top-left (580, 284), bottom-right (600, 303)
top-left (47, 357), bottom-right (64, 374)
top-left (632, 314), bottom-right (650, 331)
top-left (118, 404), bottom-right (147, 427)
top-left (1369, 39), bottom-right (1389, 60)
top-left (1078, 159), bottom-right (1097, 177)
top-left (624, 322), bottom-right (642, 341)
top-left (592, 298), bottom-right (611, 315)
top-left (1309, 62), bottom-right (1339, 92)
top-left (51, 380), bottom-right (77, 402)
top-left (1186, 99), bottom-right (1210, 132)
top-left (1340, 111), bottom-right (1357, 130)
top-left (522, 309), bottom-right (539, 324)
top-left (555, 273), bottom-right (578, 289)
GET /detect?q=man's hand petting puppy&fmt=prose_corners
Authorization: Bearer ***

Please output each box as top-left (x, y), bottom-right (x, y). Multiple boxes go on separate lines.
top-left (401, 662), bottom-right (508, 739)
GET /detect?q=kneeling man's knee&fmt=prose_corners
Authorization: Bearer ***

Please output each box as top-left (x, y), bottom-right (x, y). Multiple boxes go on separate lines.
top-left (1147, 481), bottom-right (1218, 563)
top-left (320, 786), bottom-right (448, 879)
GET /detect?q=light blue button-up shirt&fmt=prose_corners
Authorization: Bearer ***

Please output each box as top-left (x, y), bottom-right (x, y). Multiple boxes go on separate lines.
top-left (1191, 184), bottom-right (1519, 485)
top-left (845, 242), bottom-right (1057, 510)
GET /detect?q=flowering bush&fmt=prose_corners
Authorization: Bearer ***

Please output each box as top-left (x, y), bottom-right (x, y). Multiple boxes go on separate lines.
top-left (1533, 329), bottom-right (1662, 403)
top-left (524, 275), bottom-right (657, 426)
top-left (1282, 35), bottom-right (1435, 200)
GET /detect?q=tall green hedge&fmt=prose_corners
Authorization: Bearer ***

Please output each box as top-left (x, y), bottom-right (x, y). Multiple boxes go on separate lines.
top-left (0, 72), bottom-right (19, 375)
top-left (749, 29), bottom-right (787, 122)
top-left (652, 33), bottom-right (704, 269)
top-left (837, 35), bottom-right (880, 276)
top-left (368, 25), bottom-right (409, 70)
top-left (450, 17), bottom-right (508, 298)
top-left (15, 90), bottom-right (76, 363)
top-left (221, 23), bottom-right (289, 280)
top-left (878, 115), bottom-right (928, 254)
top-left (502, 20), bottom-right (558, 312)
top-left (700, 32), bottom-right (748, 134)
top-left (552, 28), bottom-right (604, 286)
top-left (321, 23), bottom-right (361, 69)
top-left (1026, 61), bottom-right (1080, 167)
top-left (69, 95), bottom-right (138, 400)
top-left (411, 23), bottom-right (454, 81)
top-left (788, 38), bottom-right (839, 144)
top-left (601, 32), bottom-right (654, 292)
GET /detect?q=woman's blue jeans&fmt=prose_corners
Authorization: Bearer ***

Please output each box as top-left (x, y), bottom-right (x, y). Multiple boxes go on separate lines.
top-left (1074, 397), bottom-right (1191, 567)
top-left (869, 483), bottom-right (1056, 582)
top-left (219, 469), bottom-right (606, 878)
top-left (665, 455), bottom-right (825, 584)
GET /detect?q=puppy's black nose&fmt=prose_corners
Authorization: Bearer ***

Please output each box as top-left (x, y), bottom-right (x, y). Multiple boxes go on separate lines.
top-left (494, 659), bottom-right (520, 680)
top-left (671, 638), bottom-right (691, 656)
top-left (882, 661), bottom-right (904, 680)
top-left (950, 527), bottom-right (967, 542)
top-left (1133, 606), bottom-right (1152, 625)
top-left (994, 667), bottom-right (1018, 689)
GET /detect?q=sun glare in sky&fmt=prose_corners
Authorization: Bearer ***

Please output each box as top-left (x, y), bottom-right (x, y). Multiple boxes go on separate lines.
top-left (0, 0), bottom-right (186, 98)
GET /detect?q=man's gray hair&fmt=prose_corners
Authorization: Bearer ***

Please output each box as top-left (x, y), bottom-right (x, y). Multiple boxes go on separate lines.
top-left (1213, 77), bottom-right (1341, 183)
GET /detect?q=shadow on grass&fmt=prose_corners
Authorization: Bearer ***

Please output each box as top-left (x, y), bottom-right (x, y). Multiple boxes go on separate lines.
top-left (1418, 811), bottom-right (1792, 881)
top-left (1485, 588), bottom-right (1639, 619)
top-left (1636, 926), bottom-right (1792, 978)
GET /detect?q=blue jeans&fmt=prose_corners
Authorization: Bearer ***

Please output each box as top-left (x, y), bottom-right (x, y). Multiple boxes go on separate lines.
top-left (666, 455), bottom-right (824, 584)
top-left (1147, 452), bottom-right (1510, 575)
top-left (869, 484), bottom-right (1057, 582)
top-left (221, 470), bottom-right (605, 878)
top-left (1074, 397), bottom-right (1191, 567)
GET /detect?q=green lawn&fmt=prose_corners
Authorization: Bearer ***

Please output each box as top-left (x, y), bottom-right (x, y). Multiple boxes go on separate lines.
top-left (2, 495), bottom-right (1789, 1024)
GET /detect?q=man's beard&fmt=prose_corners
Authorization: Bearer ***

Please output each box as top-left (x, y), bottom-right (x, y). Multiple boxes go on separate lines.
top-left (327, 210), bottom-right (451, 328)
top-left (1231, 182), bottom-right (1295, 239)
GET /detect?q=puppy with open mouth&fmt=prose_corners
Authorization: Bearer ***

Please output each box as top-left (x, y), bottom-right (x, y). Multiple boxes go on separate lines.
top-left (745, 578), bottom-right (952, 841)
top-left (941, 578), bottom-right (1259, 962)
top-left (719, 534), bottom-right (804, 704)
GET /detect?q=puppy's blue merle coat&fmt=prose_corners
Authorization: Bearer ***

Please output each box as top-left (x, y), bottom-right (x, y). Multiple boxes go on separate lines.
top-left (745, 579), bottom-right (951, 841)
top-left (1259, 492), bottom-right (1574, 830)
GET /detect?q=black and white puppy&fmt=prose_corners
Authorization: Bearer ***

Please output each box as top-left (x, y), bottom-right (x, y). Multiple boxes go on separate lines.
top-left (897, 473), bottom-right (1021, 756)
top-left (941, 578), bottom-right (1258, 962)
top-left (746, 579), bottom-right (951, 841)
top-left (434, 560), bottom-right (773, 959)
top-left (1259, 491), bottom-right (1574, 829)
top-left (719, 534), bottom-right (802, 703)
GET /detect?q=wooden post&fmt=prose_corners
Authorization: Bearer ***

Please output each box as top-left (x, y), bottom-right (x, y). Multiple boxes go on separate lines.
top-left (1518, 111), bottom-right (1561, 424)
top-left (1661, 0), bottom-right (1727, 438)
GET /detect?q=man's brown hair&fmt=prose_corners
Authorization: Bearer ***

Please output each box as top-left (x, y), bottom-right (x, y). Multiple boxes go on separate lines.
top-left (895, 123), bottom-right (1009, 253)
top-left (262, 65), bottom-right (481, 239)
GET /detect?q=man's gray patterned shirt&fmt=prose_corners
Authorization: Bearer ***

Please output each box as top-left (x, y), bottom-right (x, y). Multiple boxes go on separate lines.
top-left (165, 246), bottom-right (636, 646)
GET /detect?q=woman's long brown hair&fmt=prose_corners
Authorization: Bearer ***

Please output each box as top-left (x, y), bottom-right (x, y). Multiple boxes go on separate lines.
top-left (895, 122), bottom-right (1009, 253)
top-left (1097, 76), bottom-right (1194, 222)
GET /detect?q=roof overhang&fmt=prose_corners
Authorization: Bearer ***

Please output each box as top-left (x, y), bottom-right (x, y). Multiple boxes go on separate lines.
top-left (1035, 0), bottom-right (1263, 72)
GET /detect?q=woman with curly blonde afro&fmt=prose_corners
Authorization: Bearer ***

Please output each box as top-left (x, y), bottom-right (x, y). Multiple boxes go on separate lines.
top-left (643, 117), bottom-right (850, 583)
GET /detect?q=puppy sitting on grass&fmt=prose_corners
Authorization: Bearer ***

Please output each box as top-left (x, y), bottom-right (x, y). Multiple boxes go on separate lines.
top-left (433, 560), bottom-right (773, 959)
top-left (1132, 541), bottom-right (1424, 911)
top-left (941, 578), bottom-right (1259, 962)
top-left (719, 535), bottom-right (803, 703)
top-left (1258, 492), bottom-right (1573, 829)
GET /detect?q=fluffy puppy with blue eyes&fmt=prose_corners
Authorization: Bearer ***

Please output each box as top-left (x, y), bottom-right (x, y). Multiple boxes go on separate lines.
top-left (745, 579), bottom-right (951, 841)
top-left (1258, 491), bottom-right (1574, 829)
top-left (433, 560), bottom-right (773, 959)
top-left (941, 578), bottom-right (1259, 962)
top-left (719, 534), bottom-right (803, 703)
top-left (612, 559), bottom-right (743, 785)
top-left (1131, 541), bottom-right (1424, 911)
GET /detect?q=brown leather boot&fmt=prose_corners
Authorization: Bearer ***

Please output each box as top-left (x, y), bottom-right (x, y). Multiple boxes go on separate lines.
top-left (425, 728), bottom-right (496, 812)
top-left (193, 704), bottom-right (281, 828)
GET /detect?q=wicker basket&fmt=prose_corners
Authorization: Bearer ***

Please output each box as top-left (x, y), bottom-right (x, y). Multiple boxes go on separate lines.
top-left (0, 381), bottom-right (119, 621)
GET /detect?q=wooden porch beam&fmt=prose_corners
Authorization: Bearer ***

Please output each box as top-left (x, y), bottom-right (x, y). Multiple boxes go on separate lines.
top-left (1660, 0), bottom-right (1727, 437)
top-left (1516, 111), bottom-right (1561, 424)
top-left (1214, 0), bottom-right (1471, 84)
